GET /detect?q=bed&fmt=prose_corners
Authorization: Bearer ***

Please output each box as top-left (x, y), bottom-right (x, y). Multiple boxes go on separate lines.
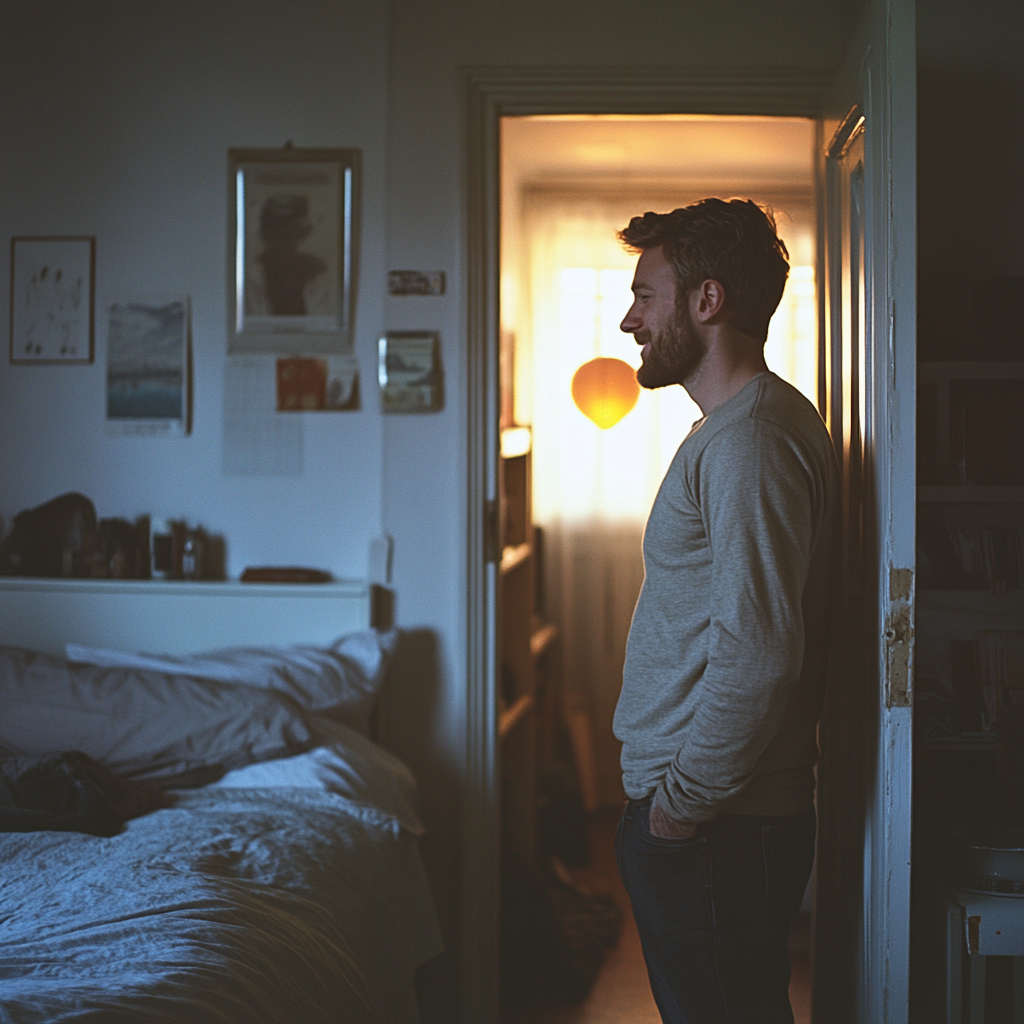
top-left (0, 578), bottom-right (443, 1024)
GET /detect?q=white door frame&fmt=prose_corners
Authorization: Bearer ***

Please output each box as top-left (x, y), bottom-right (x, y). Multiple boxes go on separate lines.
top-left (815, 1), bottom-right (917, 1020)
top-left (462, 65), bottom-right (834, 1024)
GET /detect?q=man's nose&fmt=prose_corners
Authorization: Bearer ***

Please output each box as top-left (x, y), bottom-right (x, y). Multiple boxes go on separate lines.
top-left (620, 302), bottom-right (640, 334)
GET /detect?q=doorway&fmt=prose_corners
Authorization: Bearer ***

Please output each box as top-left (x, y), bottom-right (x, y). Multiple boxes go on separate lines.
top-left (497, 114), bottom-right (818, 1022)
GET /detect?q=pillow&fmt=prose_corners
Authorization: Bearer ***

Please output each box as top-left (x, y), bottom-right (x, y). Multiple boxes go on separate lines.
top-left (66, 629), bottom-right (396, 735)
top-left (0, 646), bottom-right (313, 788)
top-left (209, 716), bottom-right (424, 836)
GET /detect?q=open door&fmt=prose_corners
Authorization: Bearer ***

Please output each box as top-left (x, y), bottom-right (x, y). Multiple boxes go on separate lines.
top-left (814, 1), bottom-right (917, 1021)
top-left (465, 17), bottom-right (914, 1019)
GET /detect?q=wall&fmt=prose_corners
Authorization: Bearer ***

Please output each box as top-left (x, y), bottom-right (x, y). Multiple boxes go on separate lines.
top-left (917, 0), bottom-right (1024, 357)
top-left (0, 0), bottom-right (389, 576)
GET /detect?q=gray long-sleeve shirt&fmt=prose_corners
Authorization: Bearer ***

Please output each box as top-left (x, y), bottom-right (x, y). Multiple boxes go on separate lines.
top-left (613, 373), bottom-right (839, 823)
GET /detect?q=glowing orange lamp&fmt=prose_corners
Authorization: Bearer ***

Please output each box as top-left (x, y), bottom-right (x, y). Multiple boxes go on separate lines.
top-left (571, 357), bottom-right (640, 429)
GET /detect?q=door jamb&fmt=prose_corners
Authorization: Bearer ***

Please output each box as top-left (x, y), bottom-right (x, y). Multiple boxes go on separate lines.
top-left (462, 65), bottom-right (834, 1024)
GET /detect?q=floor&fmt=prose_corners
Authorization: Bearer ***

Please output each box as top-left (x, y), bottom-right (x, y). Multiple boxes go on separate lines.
top-left (504, 809), bottom-right (812, 1024)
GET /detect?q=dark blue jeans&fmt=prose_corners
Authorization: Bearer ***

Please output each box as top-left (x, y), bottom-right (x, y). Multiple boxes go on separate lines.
top-left (615, 798), bottom-right (815, 1024)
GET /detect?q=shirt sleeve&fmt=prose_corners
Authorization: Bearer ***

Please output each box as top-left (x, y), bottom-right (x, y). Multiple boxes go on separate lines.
top-left (652, 417), bottom-right (818, 824)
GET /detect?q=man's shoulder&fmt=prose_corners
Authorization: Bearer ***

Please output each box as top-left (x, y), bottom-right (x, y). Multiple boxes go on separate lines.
top-left (750, 373), bottom-right (823, 426)
top-left (688, 375), bottom-right (835, 475)
top-left (728, 374), bottom-right (829, 447)
top-left (688, 374), bottom-right (819, 441)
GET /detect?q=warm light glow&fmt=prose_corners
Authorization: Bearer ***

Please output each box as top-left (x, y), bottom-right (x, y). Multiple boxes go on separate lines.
top-left (500, 426), bottom-right (532, 458)
top-left (571, 357), bottom-right (640, 429)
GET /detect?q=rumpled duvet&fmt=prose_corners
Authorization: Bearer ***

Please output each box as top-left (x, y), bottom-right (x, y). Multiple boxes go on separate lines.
top-left (0, 786), bottom-right (442, 1023)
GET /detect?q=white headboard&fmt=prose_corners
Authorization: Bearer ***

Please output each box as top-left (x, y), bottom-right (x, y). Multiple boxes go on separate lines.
top-left (0, 578), bottom-right (371, 656)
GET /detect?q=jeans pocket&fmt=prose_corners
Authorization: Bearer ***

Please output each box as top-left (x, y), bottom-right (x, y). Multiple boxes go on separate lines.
top-left (638, 803), bottom-right (701, 849)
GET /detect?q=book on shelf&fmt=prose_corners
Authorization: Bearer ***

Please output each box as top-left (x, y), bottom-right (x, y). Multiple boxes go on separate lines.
top-left (974, 629), bottom-right (1024, 731)
top-left (950, 379), bottom-right (1024, 486)
top-left (918, 505), bottom-right (1024, 591)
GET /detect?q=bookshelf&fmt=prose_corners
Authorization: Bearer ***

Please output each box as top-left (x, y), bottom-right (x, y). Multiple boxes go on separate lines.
top-left (912, 358), bottom-right (1023, 1013)
top-left (498, 427), bottom-right (562, 867)
top-left (915, 360), bottom-right (1023, 742)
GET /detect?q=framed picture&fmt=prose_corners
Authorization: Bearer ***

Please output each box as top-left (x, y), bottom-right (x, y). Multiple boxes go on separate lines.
top-left (105, 297), bottom-right (191, 434)
top-left (228, 147), bottom-right (359, 355)
top-left (9, 236), bottom-right (95, 364)
top-left (378, 331), bottom-right (443, 412)
top-left (275, 355), bottom-right (359, 411)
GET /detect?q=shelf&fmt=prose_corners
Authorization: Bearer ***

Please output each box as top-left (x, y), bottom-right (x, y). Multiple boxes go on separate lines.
top-left (0, 576), bottom-right (371, 658)
top-left (919, 361), bottom-right (1024, 380)
top-left (530, 622), bottom-right (558, 659)
top-left (0, 576), bottom-right (367, 597)
top-left (919, 733), bottom-right (997, 752)
top-left (918, 589), bottom-right (1024, 607)
top-left (499, 693), bottom-right (534, 739)
top-left (500, 543), bottom-right (531, 574)
top-left (918, 486), bottom-right (1024, 503)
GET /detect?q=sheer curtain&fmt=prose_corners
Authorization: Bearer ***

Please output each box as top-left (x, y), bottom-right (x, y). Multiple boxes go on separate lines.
top-left (522, 190), bottom-right (815, 807)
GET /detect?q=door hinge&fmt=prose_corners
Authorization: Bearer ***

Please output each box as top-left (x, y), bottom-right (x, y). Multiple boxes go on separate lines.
top-left (884, 566), bottom-right (914, 708)
top-left (484, 499), bottom-right (500, 564)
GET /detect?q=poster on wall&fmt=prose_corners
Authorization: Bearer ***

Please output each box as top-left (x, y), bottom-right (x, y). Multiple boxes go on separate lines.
top-left (275, 355), bottom-right (359, 411)
top-left (228, 147), bottom-right (359, 356)
top-left (105, 297), bottom-right (191, 434)
top-left (9, 236), bottom-right (95, 364)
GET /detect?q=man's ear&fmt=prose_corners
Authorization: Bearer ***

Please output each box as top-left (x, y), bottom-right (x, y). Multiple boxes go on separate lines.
top-left (693, 279), bottom-right (726, 323)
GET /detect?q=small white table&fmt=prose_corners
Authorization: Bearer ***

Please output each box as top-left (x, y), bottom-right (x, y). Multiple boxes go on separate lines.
top-left (945, 886), bottom-right (1024, 1023)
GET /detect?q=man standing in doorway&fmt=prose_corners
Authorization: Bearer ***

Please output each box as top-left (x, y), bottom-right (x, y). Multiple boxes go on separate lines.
top-left (613, 199), bottom-right (839, 1024)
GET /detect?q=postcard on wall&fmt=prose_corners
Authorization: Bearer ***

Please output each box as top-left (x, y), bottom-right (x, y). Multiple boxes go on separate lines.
top-left (228, 147), bottom-right (359, 356)
top-left (105, 297), bottom-right (191, 434)
top-left (378, 332), bottom-right (442, 413)
top-left (9, 236), bottom-right (95, 364)
top-left (276, 355), bottom-right (359, 411)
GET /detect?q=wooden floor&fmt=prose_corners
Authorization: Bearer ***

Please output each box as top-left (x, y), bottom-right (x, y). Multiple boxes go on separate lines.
top-left (504, 809), bottom-right (812, 1024)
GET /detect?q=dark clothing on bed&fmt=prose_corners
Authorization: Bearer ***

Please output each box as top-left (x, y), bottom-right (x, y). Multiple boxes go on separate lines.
top-left (0, 751), bottom-right (166, 836)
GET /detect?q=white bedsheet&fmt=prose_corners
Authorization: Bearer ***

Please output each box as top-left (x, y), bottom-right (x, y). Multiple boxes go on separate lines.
top-left (0, 783), bottom-right (442, 1023)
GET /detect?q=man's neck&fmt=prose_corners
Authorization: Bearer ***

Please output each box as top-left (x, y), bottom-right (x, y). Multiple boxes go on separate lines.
top-left (682, 328), bottom-right (768, 416)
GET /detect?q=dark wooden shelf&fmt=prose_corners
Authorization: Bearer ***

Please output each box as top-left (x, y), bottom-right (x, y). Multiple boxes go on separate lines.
top-left (500, 543), bottom-right (531, 574)
top-left (499, 693), bottom-right (534, 740)
top-left (530, 622), bottom-right (558, 659)
top-left (918, 733), bottom-right (997, 752)
top-left (917, 486), bottom-right (1024, 503)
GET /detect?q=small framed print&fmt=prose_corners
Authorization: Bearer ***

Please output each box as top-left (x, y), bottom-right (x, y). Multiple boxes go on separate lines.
top-left (105, 297), bottom-right (191, 435)
top-left (275, 355), bottom-right (359, 411)
top-left (228, 147), bottom-right (359, 356)
top-left (378, 331), bottom-right (442, 413)
top-left (9, 236), bottom-right (95, 364)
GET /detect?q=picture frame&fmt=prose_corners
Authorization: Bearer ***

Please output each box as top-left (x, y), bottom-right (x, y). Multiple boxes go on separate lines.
top-left (378, 331), bottom-right (443, 413)
top-left (275, 354), bottom-right (359, 411)
top-left (228, 146), bottom-right (359, 355)
top-left (105, 296), bottom-right (192, 435)
top-left (9, 236), bottom-right (95, 364)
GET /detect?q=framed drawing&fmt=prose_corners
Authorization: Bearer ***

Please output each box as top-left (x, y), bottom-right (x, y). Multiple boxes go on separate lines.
top-left (378, 331), bottom-right (443, 412)
top-left (9, 236), bottom-right (95, 364)
top-left (228, 146), bottom-right (359, 355)
top-left (105, 297), bottom-right (191, 435)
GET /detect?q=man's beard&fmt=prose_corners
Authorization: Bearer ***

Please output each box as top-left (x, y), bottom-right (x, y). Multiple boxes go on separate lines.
top-left (635, 305), bottom-right (707, 390)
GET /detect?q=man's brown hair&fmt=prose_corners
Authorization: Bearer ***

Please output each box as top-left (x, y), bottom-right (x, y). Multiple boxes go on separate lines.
top-left (618, 198), bottom-right (790, 341)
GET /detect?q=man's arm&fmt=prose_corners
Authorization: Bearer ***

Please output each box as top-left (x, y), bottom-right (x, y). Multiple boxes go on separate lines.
top-left (652, 418), bottom-right (818, 827)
